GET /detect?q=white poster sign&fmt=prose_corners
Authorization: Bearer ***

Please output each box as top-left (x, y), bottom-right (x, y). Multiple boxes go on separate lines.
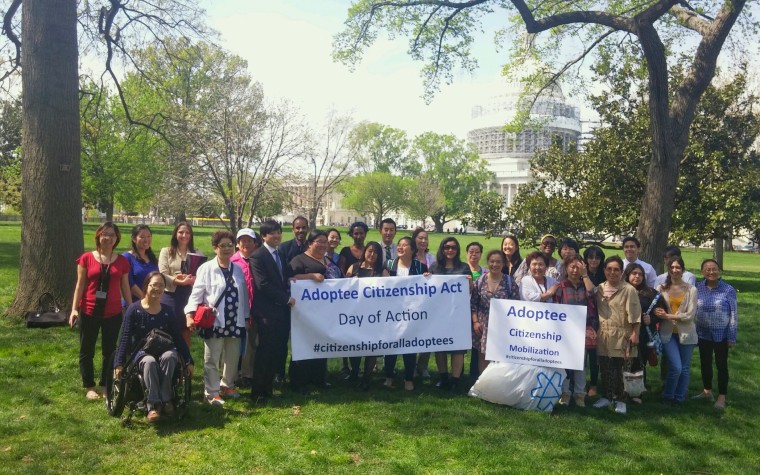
top-left (290, 275), bottom-right (471, 361)
top-left (486, 299), bottom-right (586, 370)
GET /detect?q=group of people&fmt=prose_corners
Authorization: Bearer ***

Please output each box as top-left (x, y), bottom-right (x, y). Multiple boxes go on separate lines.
top-left (69, 220), bottom-right (738, 421)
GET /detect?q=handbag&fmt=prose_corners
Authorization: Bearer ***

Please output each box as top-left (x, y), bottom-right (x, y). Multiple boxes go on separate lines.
top-left (140, 328), bottom-right (176, 357)
top-left (25, 293), bottom-right (67, 328)
top-left (193, 269), bottom-right (233, 329)
top-left (623, 370), bottom-right (646, 397)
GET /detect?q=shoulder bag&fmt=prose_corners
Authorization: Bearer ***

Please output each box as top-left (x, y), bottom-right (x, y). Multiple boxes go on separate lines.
top-left (25, 293), bottom-right (67, 328)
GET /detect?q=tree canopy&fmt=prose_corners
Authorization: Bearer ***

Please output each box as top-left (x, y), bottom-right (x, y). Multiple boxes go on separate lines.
top-left (334, 0), bottom-right (756, 270)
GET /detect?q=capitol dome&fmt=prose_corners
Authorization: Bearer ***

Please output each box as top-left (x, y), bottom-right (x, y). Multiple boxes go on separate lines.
top-left (467, 68), bottom-right (582, 206)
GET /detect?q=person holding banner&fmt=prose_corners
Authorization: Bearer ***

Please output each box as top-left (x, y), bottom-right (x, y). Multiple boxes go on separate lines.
top-left (384, 236), bottom-right (429, 391)
top-left (471, 250), bottom-right (520, 375)
top-left (412, 227), bottom-right (436, 379)
top-left (325, 228), bottom-right (342, 266)
top-left (250, 220), bottom-right (295, 403)
top-left (654, 256), bottom-right (698, 405)
top-left (429, 237), bottom-right (472, 390)
top-left (288, 230), bottom-right (333, 393)
top-left (554, 256), bottom-right (596, 407)
top-left (346, 241), bottom-right (390, 389)
top-left (519, 252), bottom-right (560, 303)
top-left (339, 221), bottom-right (368, 276)
top-left (593, 256), bottom-right (641, 415)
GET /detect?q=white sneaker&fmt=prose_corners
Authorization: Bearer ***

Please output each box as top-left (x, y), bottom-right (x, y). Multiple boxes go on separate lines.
top-left (614, 401), bottom-right (627, 414)
top-left (207, 395), bottom-right (225, 406)
top-left (558, 393), bottom-right (571, 405)
top-left (593, 397), bottom-right (611, 409)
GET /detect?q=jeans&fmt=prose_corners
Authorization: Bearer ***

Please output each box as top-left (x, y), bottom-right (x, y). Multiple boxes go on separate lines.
top-left (662, 336), bottom-right (695, 402)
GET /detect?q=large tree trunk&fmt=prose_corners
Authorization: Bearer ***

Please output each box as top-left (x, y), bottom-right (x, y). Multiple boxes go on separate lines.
top-left (635, 27), bottom-right (679, 274)
top-left (8, 0), bottom-right (82, 315)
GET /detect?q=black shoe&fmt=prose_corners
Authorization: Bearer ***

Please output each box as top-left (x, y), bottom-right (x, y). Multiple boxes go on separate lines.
top-left (238, 377), bottom-right (253, 389)
top-left (357, 381), bottom-right (370, 391)
top-left (435, 380), bottom-right (451, 390)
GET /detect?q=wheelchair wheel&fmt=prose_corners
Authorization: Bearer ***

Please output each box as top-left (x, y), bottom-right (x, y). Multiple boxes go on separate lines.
top-left (104, 352), bottom-right (127, 417)
top-left (173, 361), bottom-right (192, 411)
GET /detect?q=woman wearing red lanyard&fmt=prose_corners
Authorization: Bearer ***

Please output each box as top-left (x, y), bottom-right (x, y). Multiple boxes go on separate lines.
top-left (69, 222), bottom-right (132, 400)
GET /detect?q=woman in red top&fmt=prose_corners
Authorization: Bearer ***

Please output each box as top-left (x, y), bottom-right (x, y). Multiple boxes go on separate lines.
top-left (69, 222), bottom-right (132, 400)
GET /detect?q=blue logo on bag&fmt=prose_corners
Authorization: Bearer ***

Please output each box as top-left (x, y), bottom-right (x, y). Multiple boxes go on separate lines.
top-left (530, 371), bottom-right (563, 411)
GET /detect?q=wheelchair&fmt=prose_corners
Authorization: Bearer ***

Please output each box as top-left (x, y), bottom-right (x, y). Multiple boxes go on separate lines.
top-left (104, 346), bottom-right (192, 425)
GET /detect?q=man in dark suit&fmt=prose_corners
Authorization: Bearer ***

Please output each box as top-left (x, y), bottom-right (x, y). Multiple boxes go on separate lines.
top-left (272, 215), bottom-right (308, 382)
top-left (278, 216), bottom-right (308, 267)
top-left (251, 220), bottom-right (295, 401)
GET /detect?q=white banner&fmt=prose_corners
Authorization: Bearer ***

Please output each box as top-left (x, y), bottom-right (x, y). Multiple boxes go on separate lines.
top-left (290, 275), bottom-right (471, 361)
top-left (486, 299), bottom-right (586, 370)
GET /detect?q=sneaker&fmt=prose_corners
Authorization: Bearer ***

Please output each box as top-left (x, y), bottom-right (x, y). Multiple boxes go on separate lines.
top-left (421, 369), bottom-right (431, 379)
top-left (163, 402), bottom-right (175, 415)
top-left (574, 395), bottom-right (586, 408)
top-left (207, 395), bottom-right (225, 406)
top-left (404, 381), bottom-right (414, 391)
top-left (614, 401), bottom-right (627, 414)
top-left (383, 379), bottom-right (395, 389)
top-left (691, 392), bottom-right (715, 402)
top-left (147, 409), bottom-right (161, 422)
top-left (593, 397), bottom-right (611, 409)
top-left (558, 393), bottom-right (571, 405)
top-left (220, 387), bottom-right (240, 399)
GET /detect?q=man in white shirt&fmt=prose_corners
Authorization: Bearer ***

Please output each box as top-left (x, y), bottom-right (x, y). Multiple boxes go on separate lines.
top-left (654, 245), bottom-right (697, 288)
top-left (621, 236), bottom-right (658, 288)
top-left (379, 218), bottom-right (398, 263)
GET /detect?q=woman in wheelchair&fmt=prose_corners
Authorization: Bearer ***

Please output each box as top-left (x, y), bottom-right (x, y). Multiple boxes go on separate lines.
top-left (114, 271), bottom-right (194, 422)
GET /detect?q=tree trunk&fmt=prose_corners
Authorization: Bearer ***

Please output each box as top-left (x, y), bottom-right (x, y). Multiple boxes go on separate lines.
top-left (635, 27), bottom-right (679, 274)
top-left (713, 237), bottom-right (724, 270)
top-left (8, 0), bottom-right (82, 315)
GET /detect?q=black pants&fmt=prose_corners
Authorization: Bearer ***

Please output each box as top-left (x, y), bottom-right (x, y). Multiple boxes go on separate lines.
top-left (79, 312), bottom-right (123, 388)
top-left (252, 315), bottom-right (289, 398)
top-left (698, 338), bottom-right (730, 395)
top-left (598, 356), bottom-right (625, 401)
top-left (274, 317), bottom-right (291, 378)
top-left (384, 353), bottom-right (416, 382)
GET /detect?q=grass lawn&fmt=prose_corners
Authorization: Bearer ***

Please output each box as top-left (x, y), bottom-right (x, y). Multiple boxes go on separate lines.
top-left (1, 222), bottom-right (759, 473)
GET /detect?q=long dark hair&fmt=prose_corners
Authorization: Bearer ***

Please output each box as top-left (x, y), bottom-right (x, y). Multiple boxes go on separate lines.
top-left (436, 237), bottom-right (462, 267)
top-left (664, 255), bottom-right (686, 290)
top-left (583, 245), bottom-right (606, 285)
top-left (169, 221), bottom-right (196, 258)
top-left (361, 241), bottom-right (385, 275)
top-left (501, 234), bottom-right (522, 273)
top-left (623, 262), bottom-right (654, 297)
top-left (130, 224), bottom-right (157, 264)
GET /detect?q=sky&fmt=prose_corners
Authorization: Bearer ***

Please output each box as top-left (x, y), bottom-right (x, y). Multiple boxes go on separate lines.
top-left (202, 0), bottom-right (536, 139)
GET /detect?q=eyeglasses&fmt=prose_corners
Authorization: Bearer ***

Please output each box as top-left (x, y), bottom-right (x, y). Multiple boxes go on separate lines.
top-left (217, 243), bottom-right (235, 249)
top-left (443, 245), bottom-right (458, 251)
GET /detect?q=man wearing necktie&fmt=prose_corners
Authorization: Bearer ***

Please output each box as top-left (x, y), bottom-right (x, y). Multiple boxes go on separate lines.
top-left (250, 220), bottom-right (295, 401)
top-left (380, 218), bottom-right (398, 265)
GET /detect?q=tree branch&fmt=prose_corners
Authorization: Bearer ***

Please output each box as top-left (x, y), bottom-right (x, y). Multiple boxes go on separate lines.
top-left (0, 0), bottom-right (22, 82)
top-left (510, 0), bottom-right (634, 33)
top-left (669, 4), bottom-right (712, 35)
